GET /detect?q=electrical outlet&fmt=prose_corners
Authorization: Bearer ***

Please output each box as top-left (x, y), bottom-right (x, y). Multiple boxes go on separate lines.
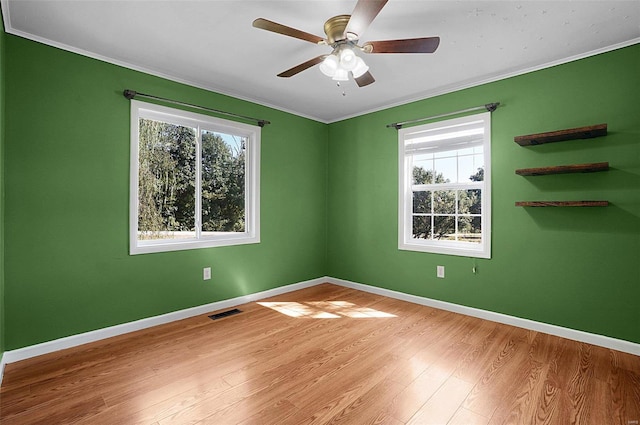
top-left (437, 265), bottom-right (445, 279)
top-left (203, 267), bottom-right (211, 280)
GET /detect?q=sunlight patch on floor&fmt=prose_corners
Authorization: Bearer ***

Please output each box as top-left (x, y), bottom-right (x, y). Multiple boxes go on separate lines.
top-left (257, 301), bottom-right (396, 318)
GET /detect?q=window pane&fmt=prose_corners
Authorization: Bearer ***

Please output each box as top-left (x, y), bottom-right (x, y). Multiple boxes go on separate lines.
top-left (201, 130), bottom-right (246, 232)
top-left (434, 190), bottom-right (456, 214)
top-left (434, 151), bottom-right (452, 159)
top-left (458, 155), bottom-right (481, 183)
top-left (413, 191), bottom-right (432, 213)
top-left (412, 152), bottom-right (434, 162)
top-left (459, 189), bottom-right (481, 214)
top-left (457, 147), bottom-right (475, 156)
top-left (138, 118), bottom-right (196, 240)
top-left (458, 190), bottom-right (470, 214)
top-left (471, 216), bottom-right (482, 234)
top-left (433, 216), bottom-right (455, 240)
top-left (469, 164), bottom-right (484, 182)
top-left (412, 165), bottom-right (434, 184)
top-left (412, 153), bottom-right (434, 184)
top-left (457, 216), bottom-right (471, 234)
top-left (434, 156), bottom-right (456, 183)
top-left (458, 217), bottom-right (481, 243)
top-left (412, 216), bottom-right (432, 240)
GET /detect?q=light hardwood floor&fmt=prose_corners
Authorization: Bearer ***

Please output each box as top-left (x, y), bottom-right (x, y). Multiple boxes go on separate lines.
top-left (1, 283), bottom-right (639, 424)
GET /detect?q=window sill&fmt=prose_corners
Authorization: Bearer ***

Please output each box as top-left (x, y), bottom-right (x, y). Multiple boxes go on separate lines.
top-left (399, 241), bottom-right (490, 259)
top-left (130, 235), bottom-right (260, 255)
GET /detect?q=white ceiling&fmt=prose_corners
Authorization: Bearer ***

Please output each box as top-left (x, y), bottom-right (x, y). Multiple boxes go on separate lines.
top-left (2, 1), bottom-right (639, 123)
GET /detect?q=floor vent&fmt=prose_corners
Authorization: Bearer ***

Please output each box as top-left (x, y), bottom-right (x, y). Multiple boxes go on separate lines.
top-left (209, 308), bottom-right (242, 320)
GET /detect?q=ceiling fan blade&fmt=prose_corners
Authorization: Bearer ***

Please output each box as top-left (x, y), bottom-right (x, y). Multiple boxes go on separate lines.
top-left (277, 55), bottom-right (327, 78)
top-left (354, 71), bottom-right (375, 87)
top-left (253, 18), bottom-right (325, 44)
top-left (344, 0), bottom-right (388, 39)
top-left (363, 37), bottom-right (440, 53)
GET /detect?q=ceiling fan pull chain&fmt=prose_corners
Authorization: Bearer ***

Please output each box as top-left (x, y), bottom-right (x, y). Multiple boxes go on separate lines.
top-left (336, 81), bottom-right (347, 97)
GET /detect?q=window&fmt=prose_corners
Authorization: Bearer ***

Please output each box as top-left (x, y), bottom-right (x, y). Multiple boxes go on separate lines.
top-left (398, 112), bottom-right (491, 258)
top-left (130, 100), bottom-right (260, 254)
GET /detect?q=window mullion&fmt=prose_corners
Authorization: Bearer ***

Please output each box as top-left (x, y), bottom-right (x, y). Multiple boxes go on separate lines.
top-left (430, 190), bottom-right (434, 240)
top-left (455, 190), bottom-right (459, 241)
top-left (405, 156), bottom-right (413, 242)
top-left (195, 126), bottom-right (202, 239)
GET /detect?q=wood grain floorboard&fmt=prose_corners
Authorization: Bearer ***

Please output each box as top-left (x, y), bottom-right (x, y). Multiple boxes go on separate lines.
top-left (1, 283), bottom-right (638, 425)
top-left (449, 407), bottom-right (489, 425)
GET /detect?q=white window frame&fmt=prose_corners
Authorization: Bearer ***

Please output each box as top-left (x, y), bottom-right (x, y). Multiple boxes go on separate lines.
top-left (398, 112), bottom-right (491, 259)
top-left (130, 100), bottom-right (260, 255)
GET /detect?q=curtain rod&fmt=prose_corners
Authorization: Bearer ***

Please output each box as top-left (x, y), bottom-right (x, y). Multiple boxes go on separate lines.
top-left (123, 89), bottom-right (271, 127)
top-left (387, 102), bottom-right (500, 130)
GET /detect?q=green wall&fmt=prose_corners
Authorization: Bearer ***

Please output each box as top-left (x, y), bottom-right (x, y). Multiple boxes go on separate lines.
top-left (2, 32), bottom-right (638, 352)
top-left (327, 44), bottom-right (640, 344)
top-left (3, 35), bottom-right (328, 350)
top-left (0, 15), bottom-right (5, 358)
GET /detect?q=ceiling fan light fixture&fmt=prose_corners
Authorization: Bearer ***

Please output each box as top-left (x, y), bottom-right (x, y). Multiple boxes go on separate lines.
top-left (319, 54), bottom-right (339, 77)
top-left (332, 68), bottom-right (350, 81)
top-left (351, 56), bottom-right (369, 78)
top-left (339, 47), bottom-right (358, 71)
top-left (322, 45), bottom-right (368, 82)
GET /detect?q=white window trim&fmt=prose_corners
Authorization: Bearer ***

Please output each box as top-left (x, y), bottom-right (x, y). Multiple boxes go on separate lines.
top-left (398, 112), bottom-right (491, 259)
top-left (129, 100), bottom-right (260, 255)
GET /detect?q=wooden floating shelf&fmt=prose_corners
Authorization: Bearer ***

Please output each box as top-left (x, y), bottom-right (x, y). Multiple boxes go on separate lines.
top-left (515, 201), bottom-right (609, 207)
top-left (515, 162), bottom-right (609, 176)
top-left (514, 123), bottom-right (607, 146)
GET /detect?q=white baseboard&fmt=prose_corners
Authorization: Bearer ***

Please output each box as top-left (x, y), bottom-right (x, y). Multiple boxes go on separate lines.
top-left (0, 277), bottom-right (325, 369)
top-left (0, 353), bottom-right (6, 387)
top-left (2, 275), bottom-right (637, 386)
top-left (326, 277), bottom-right (640, 356)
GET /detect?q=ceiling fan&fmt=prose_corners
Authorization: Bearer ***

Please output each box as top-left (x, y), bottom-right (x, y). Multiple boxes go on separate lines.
top-left (253, 0), bottom-right (440, 87)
